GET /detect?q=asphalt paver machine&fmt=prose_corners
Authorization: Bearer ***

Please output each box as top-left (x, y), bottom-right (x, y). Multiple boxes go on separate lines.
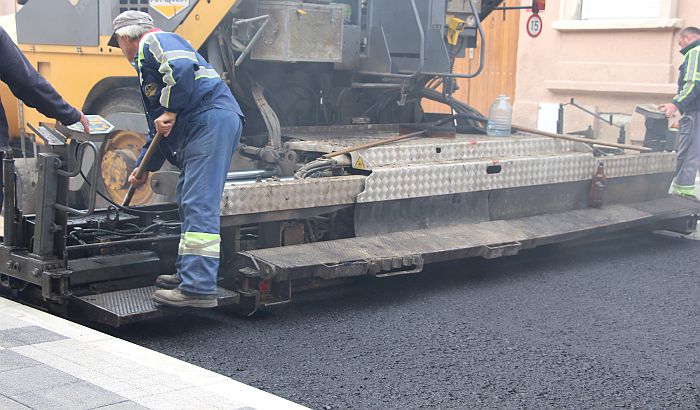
top-left (1, 0), bottom-right (699, 326)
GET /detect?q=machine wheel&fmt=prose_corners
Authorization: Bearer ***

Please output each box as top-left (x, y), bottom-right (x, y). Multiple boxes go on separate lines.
top-left (100, 130), bottom-right (156, 205)
top-left (85, 88), bottom-right (159, 206)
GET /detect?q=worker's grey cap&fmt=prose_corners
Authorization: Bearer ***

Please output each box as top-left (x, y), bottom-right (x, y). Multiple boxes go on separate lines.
top-left (108, 10), bottom-right (154, 48)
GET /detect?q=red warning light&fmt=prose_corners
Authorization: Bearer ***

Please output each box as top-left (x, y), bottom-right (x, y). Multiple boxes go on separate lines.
top-left (532, 0), bottom-right (546, 13)
top-left (258, 279), bottom-right (271, 293)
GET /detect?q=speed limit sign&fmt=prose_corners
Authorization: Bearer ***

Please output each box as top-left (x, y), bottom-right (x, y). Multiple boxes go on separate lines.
top-left (526, 14), bottom-right (543, 38)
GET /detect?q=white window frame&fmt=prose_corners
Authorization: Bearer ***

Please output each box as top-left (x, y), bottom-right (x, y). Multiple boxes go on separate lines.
top-left (580, 0), bottom-right (660, 20)
top-left (553, 0), bottom-right (682, 31)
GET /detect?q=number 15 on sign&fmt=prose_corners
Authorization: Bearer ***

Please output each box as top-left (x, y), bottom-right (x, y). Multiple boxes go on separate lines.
top-left (527, 14), bottom-right (543, 38)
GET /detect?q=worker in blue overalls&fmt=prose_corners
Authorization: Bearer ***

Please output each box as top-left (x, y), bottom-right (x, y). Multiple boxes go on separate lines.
top-left (109, 11), bottom-right (244, 308)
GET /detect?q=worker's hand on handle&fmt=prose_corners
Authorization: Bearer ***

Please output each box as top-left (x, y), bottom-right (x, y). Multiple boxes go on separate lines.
top-left (659, 103), bottom-right (678, 118)
top-left (128, 167), bottom-right (148, 188)
top-left (154, 111), bottom-right (177, 137)
top-left (78, 112), bottom-right (91, 134)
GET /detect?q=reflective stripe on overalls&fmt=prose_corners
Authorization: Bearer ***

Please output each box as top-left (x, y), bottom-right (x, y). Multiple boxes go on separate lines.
top-left (675, 46), bottom-right (700, 106)
top-left (178, 232), bottom-right (220, 259)
top-left (140, 34), bottom-right (220, 108)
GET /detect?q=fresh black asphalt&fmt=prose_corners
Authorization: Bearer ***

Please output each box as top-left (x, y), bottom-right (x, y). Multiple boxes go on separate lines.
top-left (111, 231), bottom-right (700, 409)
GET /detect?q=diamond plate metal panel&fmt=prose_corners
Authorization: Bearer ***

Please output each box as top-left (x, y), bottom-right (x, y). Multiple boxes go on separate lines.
top-left (601, 152), bottom-right (676, 178)
top-left (357, 153), bottom-right (596, 203)
top-left (351, 136), bottom-right (577, 169)
top-left (220, 175), bottom-right (365, 216)
top-left (223, 137), bottom-right (676, 213)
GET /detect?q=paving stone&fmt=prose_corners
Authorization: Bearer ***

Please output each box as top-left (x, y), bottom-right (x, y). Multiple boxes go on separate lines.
top-left (0, 314), bottom-right (29, 331)
top-left (0, 298), bottom-right (295, 410)
top-left (134, 384), bottom-right (173, 396)
top-left (134, 386), bottom-right (247, 410)
top-left (0, 364), bottom-right (80, 396)
top-left (12, 344), bottom-right (94, 378)
top-left (99, 380), bottom-right (135, 395)
top-left (91, 401), bottom-right (150, 410)
top-left (10, 344), bottom-right (50, 358)
top-left (0, 326), bottom-right (66, 348)
top-left (10, 381), bottom-right (127, 410)
top-left (126, 374), bottom-right (177, 389)
top-left (0, 394), bottom-right (31, 409)
top-left (83, 374), bottom-right (117, 388)
top-left (0, 350), bottom-right (40, 372)
top-left (116, 388), bottom-right (147, 401)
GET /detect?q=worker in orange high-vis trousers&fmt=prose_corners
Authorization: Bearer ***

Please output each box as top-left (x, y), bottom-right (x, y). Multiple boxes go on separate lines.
top-left (110, 11), bottom-right (244, 308)
top-left (661, 26), bottom-right (700, 199)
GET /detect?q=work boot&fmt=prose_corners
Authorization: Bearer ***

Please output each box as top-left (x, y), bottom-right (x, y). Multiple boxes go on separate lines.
top-left (676, 192), bottom-right (699, 200)
top-left (155, 274), bottom-right (181, 290)
top-left (152, 288), bottom-right (218, 308)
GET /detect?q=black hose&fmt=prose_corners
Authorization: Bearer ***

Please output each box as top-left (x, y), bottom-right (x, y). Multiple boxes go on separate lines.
top-left (78, 167), bottom-right (178, 217)
top-left (422, 89), bottom-right (485, 118)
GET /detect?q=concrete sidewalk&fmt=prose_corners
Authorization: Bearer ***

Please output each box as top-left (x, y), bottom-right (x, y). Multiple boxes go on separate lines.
top-left (0, 297), bottom-right (307, 410)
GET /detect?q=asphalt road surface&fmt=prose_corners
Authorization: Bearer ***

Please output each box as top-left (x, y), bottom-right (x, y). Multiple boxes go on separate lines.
top-left (111, 231), bottom-right (700, 409)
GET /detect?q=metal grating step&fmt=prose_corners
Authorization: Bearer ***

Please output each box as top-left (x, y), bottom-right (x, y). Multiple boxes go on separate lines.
top-left (72, 286), bottom-right (238, 327)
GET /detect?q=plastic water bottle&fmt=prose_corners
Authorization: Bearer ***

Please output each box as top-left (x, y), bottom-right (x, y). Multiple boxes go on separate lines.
top-left (486, 95), bottom-right (513, 137)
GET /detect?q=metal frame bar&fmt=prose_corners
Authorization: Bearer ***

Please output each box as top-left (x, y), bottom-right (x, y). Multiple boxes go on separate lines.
top-left (31, 153), bottom-right (61, 258)
top-left (358, 0), bottom-right (425, 79)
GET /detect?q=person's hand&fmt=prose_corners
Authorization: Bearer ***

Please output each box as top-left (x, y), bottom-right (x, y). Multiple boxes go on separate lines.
top-left (128, 167), bottom-right (148, 188)
top-left (79, 112), bottom-right (91, 134)
top-left (154, 111), bottom-right (177, 137)
top-left (659, 103), bottom-right (678, 118)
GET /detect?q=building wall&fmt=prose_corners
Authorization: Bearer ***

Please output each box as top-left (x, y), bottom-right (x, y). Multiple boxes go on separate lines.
top-left (0, 0), bottom-right (16, 16)
top-left (513, 0), bottom-right (697, 143)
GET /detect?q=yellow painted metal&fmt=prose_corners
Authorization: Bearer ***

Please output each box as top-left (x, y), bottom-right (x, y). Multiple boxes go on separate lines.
top-left (0, 82), bottom-right (19, 138)
top-left (175, 0), bottom-right (239, 50)
top-left (446, 16), bottom-right (465, 46)
top-left (18, 46), bottom-right (134, 137)
top-left (12, 0), bottom-right (240, 137)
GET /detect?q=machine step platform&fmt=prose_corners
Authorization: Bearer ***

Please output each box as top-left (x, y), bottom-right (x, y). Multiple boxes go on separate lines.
top-left (240, 196), bottom-right (700, 281)
top-left (72, 286), bottom-right (239, 326)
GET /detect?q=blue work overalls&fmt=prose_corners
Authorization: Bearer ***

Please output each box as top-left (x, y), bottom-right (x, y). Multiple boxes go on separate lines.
top-left (134, 30), bottom-right (244, 295)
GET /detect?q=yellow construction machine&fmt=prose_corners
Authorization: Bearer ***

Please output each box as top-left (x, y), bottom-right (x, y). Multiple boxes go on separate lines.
top-left (1, 0), bottom-right (697, 326)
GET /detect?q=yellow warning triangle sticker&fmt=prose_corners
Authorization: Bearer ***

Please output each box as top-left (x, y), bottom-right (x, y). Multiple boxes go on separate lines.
top-left (354, 156), bottom-right (366, 170)
top-left (150, 0), bottom-right (189, 19)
